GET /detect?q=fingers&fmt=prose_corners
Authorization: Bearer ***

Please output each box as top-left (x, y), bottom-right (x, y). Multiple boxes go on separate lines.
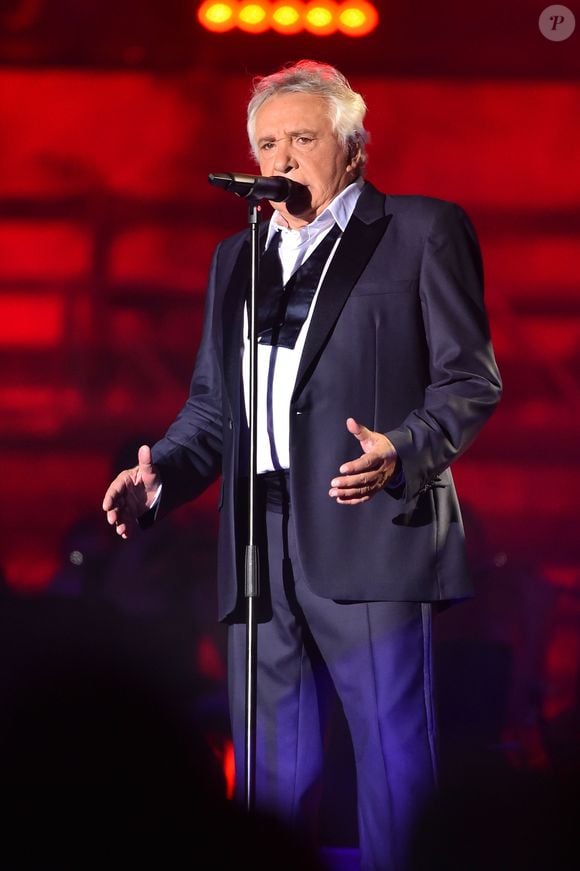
top-left (346, 417), bottom-right (370, 442)
top-left (113, 520), bottom-right (129, 540)
top-left (137, 444), bottom-right (153, 475)
top-left (329, 469), bottom-right (389, 504)
top-left (136, 444), bottom-right (160, 495)
top-left (330, 415), bottom-right (376, 501)
top-left (331, 418), bottom-right (397, 505)
top-left (102, 477), bottom-right (129, 537)
top-left (102, 465), bottom-right (143, 540)
top-left (102, 445), bottom-right (158, 541)
top-left (102, 472), bottom-right (131, 513)
top-left (329, 485), bottom-right (371, 505)
top-left (339, 452), bottom-right (378, 477)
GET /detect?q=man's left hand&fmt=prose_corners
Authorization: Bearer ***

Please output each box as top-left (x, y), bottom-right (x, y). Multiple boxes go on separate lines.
top-left (329, 418), bottom-right (399, 505)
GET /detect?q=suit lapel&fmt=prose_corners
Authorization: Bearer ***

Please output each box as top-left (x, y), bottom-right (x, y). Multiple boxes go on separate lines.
top-left (222, 238), bottom-right (249, 412)
top-left (222, 223), bottom-right (269, 413)
top-left (293, 182), bottom-right (392, 397)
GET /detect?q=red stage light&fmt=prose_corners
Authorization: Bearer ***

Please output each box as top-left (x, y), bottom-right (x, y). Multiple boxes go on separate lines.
top-left (197, 0), bottom-right (238, 32)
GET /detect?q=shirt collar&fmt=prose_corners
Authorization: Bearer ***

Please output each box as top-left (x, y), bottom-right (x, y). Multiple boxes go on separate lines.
top-left (266, 177), bottom-right (364, 248)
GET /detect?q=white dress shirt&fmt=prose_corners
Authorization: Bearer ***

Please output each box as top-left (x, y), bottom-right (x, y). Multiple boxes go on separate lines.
top-left (242, 179), bottom-right (364, 473)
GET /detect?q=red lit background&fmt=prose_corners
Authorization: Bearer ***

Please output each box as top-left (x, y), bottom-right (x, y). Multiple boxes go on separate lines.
top-left (1, 0), bottom-right (579, 836)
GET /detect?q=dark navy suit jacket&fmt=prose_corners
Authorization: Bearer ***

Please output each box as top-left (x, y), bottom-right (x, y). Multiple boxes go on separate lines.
top-left (151, 181), bottom-right (502, 621)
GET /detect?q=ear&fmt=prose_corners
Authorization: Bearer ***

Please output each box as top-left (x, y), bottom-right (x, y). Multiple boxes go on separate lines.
top-left (346, 142), bottom-right (363, 173)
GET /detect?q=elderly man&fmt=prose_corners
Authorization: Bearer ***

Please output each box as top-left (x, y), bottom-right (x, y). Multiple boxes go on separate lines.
top-left (103, 60), bottom-right (502, 871)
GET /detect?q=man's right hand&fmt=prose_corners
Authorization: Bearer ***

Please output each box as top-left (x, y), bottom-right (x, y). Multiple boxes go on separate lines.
top-left (102, 445), bottom-right (160, 539)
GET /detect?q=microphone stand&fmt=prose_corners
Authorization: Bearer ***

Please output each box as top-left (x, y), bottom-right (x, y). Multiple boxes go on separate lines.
top-left (208, 172), bottom-right (308, 814)
top-left (244, 195), bottom-right (261, 813)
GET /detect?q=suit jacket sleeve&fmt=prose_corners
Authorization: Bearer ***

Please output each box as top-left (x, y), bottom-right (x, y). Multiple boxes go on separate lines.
top-left (385, 201), bottom-right (502, 501)
top-left (149, 243), bottom-right (226, 516)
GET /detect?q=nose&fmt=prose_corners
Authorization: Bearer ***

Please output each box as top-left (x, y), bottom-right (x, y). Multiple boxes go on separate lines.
top-left (273, 141), bottom-right (298, 175)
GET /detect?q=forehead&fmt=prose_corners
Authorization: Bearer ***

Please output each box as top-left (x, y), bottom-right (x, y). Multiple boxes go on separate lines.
top-left (254, 92), bottom-right (333, 136)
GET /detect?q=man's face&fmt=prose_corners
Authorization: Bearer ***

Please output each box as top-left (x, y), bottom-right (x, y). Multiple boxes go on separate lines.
top-left (253, 92), bottom-right (358, 227)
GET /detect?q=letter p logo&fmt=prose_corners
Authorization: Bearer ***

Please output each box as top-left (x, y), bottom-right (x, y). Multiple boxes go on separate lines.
top-left (539, 5), bottom-right (576, 41)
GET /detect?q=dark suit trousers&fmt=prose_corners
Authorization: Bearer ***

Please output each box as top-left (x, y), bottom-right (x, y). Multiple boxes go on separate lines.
top-left (227, 484), bottom-right (438, 871)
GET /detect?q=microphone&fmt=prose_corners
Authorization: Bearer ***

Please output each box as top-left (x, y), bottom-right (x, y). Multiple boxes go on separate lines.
top-left (208, 172), bottom-right (306, 203)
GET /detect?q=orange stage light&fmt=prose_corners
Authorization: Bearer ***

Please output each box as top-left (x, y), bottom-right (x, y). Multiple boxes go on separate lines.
top-left (303, 1), bottom-right (338, 35)
top-left (195, 0), bottom-right (379, 36)
top-left (337, 0), bottom-right (378, 36)
top-left (237, 1), bottom-right (270, 32)
top-left (197, 0), bottom-right (238, 32)
top-left (270, 0), bottom-right (305, 34)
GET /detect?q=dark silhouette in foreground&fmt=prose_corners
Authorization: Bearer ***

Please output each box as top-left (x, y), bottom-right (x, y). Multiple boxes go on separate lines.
top-left (408, 757), bottom-right (579, 871)
top-left (0, 593), bottom-right (325, 869)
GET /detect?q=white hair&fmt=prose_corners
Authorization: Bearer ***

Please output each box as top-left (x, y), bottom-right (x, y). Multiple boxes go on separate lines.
top-left (247, 60), bottom-right (368, 171)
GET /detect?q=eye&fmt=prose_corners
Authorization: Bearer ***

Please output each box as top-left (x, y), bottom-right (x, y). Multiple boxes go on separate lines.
top-left (259, 141), bottom-right (275, 152)
top-left (294, 136), bottom-right (315, 147)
